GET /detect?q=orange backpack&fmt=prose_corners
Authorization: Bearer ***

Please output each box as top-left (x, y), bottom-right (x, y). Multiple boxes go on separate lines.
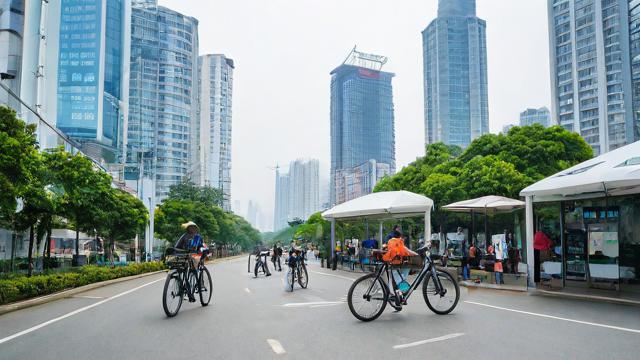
top-left (382, 238), bottom-right (411, 264)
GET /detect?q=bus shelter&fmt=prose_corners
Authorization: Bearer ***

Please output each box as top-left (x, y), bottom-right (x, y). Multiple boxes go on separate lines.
top-left (322, 191), bottom-right (434, 270)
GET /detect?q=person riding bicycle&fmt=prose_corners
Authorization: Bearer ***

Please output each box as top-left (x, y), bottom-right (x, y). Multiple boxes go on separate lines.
top-left (272, 242), bottom-right (283, 271)
top-left (175, 221), bottom-right (204, 251)
top-left (383, 230), bottom-right (418, 299)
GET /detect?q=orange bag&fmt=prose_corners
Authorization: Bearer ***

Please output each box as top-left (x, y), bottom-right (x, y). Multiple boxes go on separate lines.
top-left (382, 238), bottom-right (412, 264)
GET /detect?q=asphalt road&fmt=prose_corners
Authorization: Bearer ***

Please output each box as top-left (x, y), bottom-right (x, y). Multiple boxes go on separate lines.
top-left (1, 256), bottom-right (639, 360)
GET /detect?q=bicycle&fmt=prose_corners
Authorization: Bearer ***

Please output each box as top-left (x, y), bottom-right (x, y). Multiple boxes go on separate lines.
top-left (248, 250), bottom-right (272, 277)
top-left (162, 247), bottom-right (213, 317)
top-left (347, 245), bottom-right (459, 322)
top-left (286, 249), bottom-right (308, 291)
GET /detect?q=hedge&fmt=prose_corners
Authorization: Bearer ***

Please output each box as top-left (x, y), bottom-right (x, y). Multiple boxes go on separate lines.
top-left (0, 261), bottom-right (167, 305)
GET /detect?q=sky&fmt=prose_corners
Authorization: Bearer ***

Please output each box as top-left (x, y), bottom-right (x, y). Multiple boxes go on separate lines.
top-left (158, 0), bottom-right (551, 231)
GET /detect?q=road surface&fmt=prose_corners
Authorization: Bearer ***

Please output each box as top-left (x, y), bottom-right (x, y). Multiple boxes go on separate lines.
top-left (1, 256), bottom-right (639, 359)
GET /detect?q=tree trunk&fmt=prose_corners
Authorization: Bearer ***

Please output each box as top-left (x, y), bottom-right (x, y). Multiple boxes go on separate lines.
top-left (46, 227), bottom-right (52, 260)
top-left (27, 225), bottom-right (35, 277)
top-left (109, 239), bottom-right (115, 266)
top-left (75, 226), bottom-right (80, 256)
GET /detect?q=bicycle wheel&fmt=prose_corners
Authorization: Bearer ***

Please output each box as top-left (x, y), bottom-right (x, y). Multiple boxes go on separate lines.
top-left (347, 273), bottom-right (388, 322)
top-left (188, 270), bottom-right (198, 296)
top-left (254, 262), bottom-right (260, 277)
top-left (297, 264), bottom-right (308, 288)
top-left (198, 267), bottom-right (213, 306)
top-left (422, 270), bottom-right (460, 315)
top-left (289, 268), bottom-right (295, 291)
top-left (162, 272), bottom-right (183, 317)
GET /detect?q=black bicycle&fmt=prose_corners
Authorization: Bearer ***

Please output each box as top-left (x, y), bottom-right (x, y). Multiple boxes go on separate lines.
top-left (287, 249), bottom-right (308, 291)
top-left (163, 247), bottom-right (213, 317)
top-left (347, 245), bottom-right (459, 322)
top-left (248, 250), bottom-right (272, 277)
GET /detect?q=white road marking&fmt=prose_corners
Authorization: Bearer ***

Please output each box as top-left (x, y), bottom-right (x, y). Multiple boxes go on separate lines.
top-left (310, 303), bottom-right (343, 308)
top-left (244, 288), bottom-right (251, 294)
top-left (282, 301), bottom-right (345, 307)
top-left (266, 339), bottom-right (286, 354)
top-left (72, 295), bottom-right (104, 299)
top-left (0, 278), bottom-right (164, 345)
top-left (308, 270), bottom-right (355, 282)
top-left (393, 333), bottom-right (465, 349)
top-left (465, 301), bottom-right (640, 334)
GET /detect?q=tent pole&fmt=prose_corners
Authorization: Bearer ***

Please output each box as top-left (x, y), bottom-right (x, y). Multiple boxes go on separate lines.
top-left (379, 221), bottom-right (383, 248)
top-left (330, 218), bottom-right (336, 271)
top-left (424, 211), bottom-right (431, 246)
top-left (484, 209), bottom-right (489, 248)
top-left (525, 196), bottom-right (535, 288)
top-left (471, 210), bottom-right (475, 245)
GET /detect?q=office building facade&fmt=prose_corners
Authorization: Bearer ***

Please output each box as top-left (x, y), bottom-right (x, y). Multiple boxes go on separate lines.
top-left (548, 0), bottom-right (637, 155)
top-left (630, 0), bottom-right (640, 139)
top-left (0, 0), bottom-right (24, 110)
top-left (273, 159), bottom-right (320, 231)
top-left (334, 159), bottom-right (390, 205)
top-left (520, 107), bottom-right (552, 127)
top-left (422, 0), bottom-right (489, 148)
top-left (194, 54), bottom-right (234, 210)
top-left (126, 0), bottom-right (198, 202)
top-left (330, 47), bottom-right (395, 205)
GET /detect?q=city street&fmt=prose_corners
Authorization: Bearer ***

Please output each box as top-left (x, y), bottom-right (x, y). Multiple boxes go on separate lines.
top-left (1, 257), bottom-right (639, 360)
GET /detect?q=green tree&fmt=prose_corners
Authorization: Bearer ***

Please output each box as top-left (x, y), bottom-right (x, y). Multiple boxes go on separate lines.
top-left (166, 181), bottom-right (224, 208)
top-left (154, 199), bottom-right (219, 245)
top-left (97, 189), bottom-right (148, 264)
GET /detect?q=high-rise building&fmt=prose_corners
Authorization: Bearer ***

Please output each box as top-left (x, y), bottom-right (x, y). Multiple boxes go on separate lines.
top-left (17, 0), bottom-right (131, 163)
top-left (0, 0), bottom-right (24, 111)
top-left (548, 0), bottom-right (637, 155)
top-left (422, 0), bottom-right (489, 148)
top-left (126, 0), bottom-right (198, 202)
top-left (520, 107), bottom-right (551, 127)
top-left (273, 159), bottom-right (320, 231)
top-left (629, 0), bottom-right (640, 140)
top-left (330, 47), bottom-right (395, 205)
top-left (54, 0), bottom-right (130, 163)
top-left (334, 159), bottom-right (390, 205)
top-left (193, 54), bottom-right (234, 210)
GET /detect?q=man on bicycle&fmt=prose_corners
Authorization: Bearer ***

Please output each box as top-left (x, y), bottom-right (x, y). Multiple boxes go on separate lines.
top-left (272, 242), bottom-right (283, 271)
top-left (174, 221), bottom-right (205, 303)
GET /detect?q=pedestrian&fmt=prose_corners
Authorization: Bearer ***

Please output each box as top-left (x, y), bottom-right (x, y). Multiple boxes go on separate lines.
top-left (384, 225), bottom-right (402, 244)
top-left (507, 233), bottom-right (519, 274)
top-left (533, 228), bottom-right (552, 283)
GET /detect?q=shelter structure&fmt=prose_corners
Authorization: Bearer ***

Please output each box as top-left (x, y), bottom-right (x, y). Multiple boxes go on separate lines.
top-left (322, 191), bottom-right (434, 266)
top-left (520, 140), bottom-right (640, 297)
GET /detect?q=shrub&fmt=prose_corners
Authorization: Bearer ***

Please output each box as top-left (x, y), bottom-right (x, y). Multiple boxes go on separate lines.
top-left (0, 261), bottom-right (167, 305)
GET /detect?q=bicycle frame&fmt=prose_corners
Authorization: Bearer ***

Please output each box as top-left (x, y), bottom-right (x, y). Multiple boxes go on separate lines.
top-left (365, 253), bottom-right (445, 303)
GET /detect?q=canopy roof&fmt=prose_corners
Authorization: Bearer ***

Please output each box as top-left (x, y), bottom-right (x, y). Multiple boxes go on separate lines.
top-left (442, 195), bottom-right (525, 214)
top-left (322, 191), bottom-right (434, 221)
top-left (520, 140), bottom-right (640, 202)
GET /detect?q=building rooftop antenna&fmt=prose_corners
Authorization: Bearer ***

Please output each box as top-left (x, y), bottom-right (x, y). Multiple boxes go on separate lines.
top-left (341, 45), bottom-right (388, 71)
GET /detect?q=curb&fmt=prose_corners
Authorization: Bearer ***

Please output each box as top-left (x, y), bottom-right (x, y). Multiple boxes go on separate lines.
top-left (459, 281), bottom-right (527, 292)
top-left (531, 288), bottom-right (640, 307)
top-left (0, 255), bottom-right (247, 316)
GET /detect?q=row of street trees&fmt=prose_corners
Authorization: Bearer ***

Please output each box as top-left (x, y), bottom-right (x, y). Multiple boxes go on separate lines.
top-left (154, 181), bottom-right (261, 252)
top-left (374, 124), bottom-right (593, 229)
top-left (0, 106), bottom-right (148, 275)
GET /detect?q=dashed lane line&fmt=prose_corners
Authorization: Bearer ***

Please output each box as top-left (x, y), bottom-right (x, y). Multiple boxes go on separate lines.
top-left (0, 278), bottom-right (164, 345)
top-left (465, 301), bottom-right (640, 334)
top-left (308, 269), bottom-right (355, 282)
top-left (393, 333), bottom-right (465, 349)
top-left (266, 339), bottom-right (286, 355)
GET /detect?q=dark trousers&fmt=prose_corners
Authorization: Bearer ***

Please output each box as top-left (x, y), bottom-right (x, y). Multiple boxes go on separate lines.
top-left (534, 249), bottom-right (540, 283)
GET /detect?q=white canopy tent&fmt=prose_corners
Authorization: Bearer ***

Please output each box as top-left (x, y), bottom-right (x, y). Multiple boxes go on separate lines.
top-left (322, 191), bottom-right (434, 267)
top-left (519, 140), bottom-right (640, 287)
top-left (442, 195), bottom-right (525, 213)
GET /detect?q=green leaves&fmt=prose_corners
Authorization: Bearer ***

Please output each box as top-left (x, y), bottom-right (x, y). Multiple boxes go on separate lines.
top-left (373, 124), bottom-right (593, 229)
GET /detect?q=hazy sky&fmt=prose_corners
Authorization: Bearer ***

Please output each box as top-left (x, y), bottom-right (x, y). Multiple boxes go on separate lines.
top-left (159, 0), bottom-right (551, 231)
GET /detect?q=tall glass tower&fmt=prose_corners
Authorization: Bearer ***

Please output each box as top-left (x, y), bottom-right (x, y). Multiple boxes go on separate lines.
top-left (422, 0), bottom-right (489, 148)
top-left (56, 0), bottom-right (130, 163)
top-left (329, 47), bottom-right (395, 205)
top-left (548, 0), bottom-right (636, 155)
top-left (126, 0), bottom-right (198, 202)
top-left (194, 54), bottom-right (234, 211)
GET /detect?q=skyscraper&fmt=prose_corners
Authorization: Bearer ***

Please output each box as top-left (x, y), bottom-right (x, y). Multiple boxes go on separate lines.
top-left (55, 0), bottom-right (131, 163)
top-left (194, 54), bottom-right (234, 211)
top-left (548, 0), bottom-right (637, 155)
top-left (422, 0), bottom-right (489, 148)
top-left (629, 0), bottom-right (640, 140)
top-left (520, 107), bottom-right (551, 127)
top-left (329, 47), bottom-right (395, 205)
top-left (0, 0), bottom-right (24, 111)
top-left (273, 159), bottom-right (320, 231)
top-left (126, 0), bottom-right (199, 202)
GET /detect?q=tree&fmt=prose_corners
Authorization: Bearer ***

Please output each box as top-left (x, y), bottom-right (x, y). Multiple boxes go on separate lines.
top-left (0, 106), bottom-right (40, 223)
top-left (166, 181), bottom-right (224, 208)
top-left (154, 199), bottom-right (219, 245)
top-left (97, 189), bottom-right (148, 264)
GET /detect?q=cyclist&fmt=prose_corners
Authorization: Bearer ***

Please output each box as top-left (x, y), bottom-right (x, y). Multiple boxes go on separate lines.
top-left (383, 230), bottom-right (417, 302)
top-left (272, 242), bottom-right (283, 271)
top-left (175, 221), bottom-right (203, 251)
